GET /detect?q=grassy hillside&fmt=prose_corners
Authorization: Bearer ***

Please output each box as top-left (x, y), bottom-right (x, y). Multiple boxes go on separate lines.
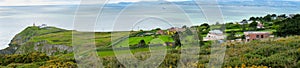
top-left (2, 36), bottom-right (300, 68)
top-left (7, 26), bottom-right (175, 56)
top-left (10, 26), bottom-right (66, 45)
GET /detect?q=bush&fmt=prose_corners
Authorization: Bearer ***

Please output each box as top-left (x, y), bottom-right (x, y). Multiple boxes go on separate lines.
top-left (0, 52), bottom-right (49, 66)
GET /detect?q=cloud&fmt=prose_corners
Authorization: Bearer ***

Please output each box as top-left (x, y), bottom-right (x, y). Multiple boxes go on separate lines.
top-left (0, 0), bottom-right (299, 6)
top-left (108, 0), bottom-right (191, 3)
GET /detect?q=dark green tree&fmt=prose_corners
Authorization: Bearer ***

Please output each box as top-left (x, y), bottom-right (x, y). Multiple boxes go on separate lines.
top-left (155, 28), bottom-right (161, 30)
top-left (278, 14), bottom-right (287, 18)
top-left (249, 21), bottom-right (258, 30)
top-left (200, 23), bottom-right (210, 29)
top-left (138, 40), bottom-right (146, 47)
top-left (215, 22), bottom-right (220, 25)
top-left (263, 14), bottom-right (272, 22)
top-left (249, 17), bottom-right (256, 21)
top-left (182, 25), bottom-right (187, 29)
top-left (198, 23), bottom-right (211, 34)
top-left (172, 32), bottom-right (182, 47)
top-left (271, 14), bottom-right (277, 17)
top-left (241, 19), bottom-right (248, 31)
top-left (227, 32), bottom-right (236, 40)
top-left (196, 26), bottom-right (205, 46)
top-left (275, 14), bottom-right (300, 37)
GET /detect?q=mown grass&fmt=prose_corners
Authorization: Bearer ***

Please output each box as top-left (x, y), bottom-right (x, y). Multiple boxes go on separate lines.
top-left (97, 47), bottom-right (151, 57)
top-left (115, 35), bottom-right (174, 47)
top-left (29, 31), bottom-right (72, 46)
top-left (25, 28), bottom-right (130, 47)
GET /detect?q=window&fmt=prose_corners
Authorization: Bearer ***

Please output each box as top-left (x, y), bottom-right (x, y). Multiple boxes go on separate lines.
top-left (261, 35), bottom-right (264, 38)
top-left (256, 35), bottom-right (260, 38)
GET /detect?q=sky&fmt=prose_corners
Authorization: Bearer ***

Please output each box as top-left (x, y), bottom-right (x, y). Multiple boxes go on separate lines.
top-left (1, 0), bottom-right (300, 49)
top-left (0, 0), bottom-right (193, 6)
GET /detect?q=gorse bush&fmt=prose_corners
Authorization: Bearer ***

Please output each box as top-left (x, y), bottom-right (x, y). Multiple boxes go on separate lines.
top-left (223, 36), bottom-right (300, 68)
top-left (0, 52), bottom-right (77, 68)
top-left (39, 57), bottom-right (77, 68)
top-left (0, 52), bottom-right (49, 66)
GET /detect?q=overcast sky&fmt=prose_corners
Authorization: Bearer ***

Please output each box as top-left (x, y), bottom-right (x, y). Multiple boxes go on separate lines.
top-left (1, 0), bottom-right (300, 6)
top-left (0, 0), bottom-right (195, 6)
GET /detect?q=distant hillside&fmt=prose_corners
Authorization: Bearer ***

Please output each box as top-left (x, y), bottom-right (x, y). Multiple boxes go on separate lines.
top-left (0, 26), bottom-right (129, 55)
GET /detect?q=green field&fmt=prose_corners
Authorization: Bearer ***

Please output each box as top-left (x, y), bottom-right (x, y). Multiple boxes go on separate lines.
top-left (97, 47), bottom-right (151, 57)
top-left (115, 35), bottom-right (174, 47)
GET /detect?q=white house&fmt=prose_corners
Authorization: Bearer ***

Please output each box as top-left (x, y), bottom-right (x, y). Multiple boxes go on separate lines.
top-left (239, 20), bottom-right (249, 25)
top-left (257, 21), bottom-right (264, 29)
top-left (39, 24), bottom-right (47, 28)
top-left (203, 30), bottom-right (225, 41)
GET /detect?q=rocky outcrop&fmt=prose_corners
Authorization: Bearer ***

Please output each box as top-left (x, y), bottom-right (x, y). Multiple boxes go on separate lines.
top-left (38, 44), bottom-right (73, 55)
top-left (0, 46), bottom-right (16, 54)
top-left (15, 40), bottom-right (73, 56)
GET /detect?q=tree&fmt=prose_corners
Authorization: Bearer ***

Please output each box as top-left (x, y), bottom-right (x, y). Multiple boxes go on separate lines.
top-left (215, 22), bottom-right (220, 25)
top-left (197, 23), bottom-right (211, 34)
top-left (196, 27), bottom-right (204, 46)
top-left (278, 14), bottom-right (287, 18)
top-left (155, 28), bottom-right (161, 30)
top-left (182, 25), bottom-right (187, 28)
top-left (226, 22), bottom-right (241, 29)
top-left (227, 32), bottom-right (236, 40)
top-left (275, 14), bottom-right (300, 37)
top-left (249, 21), bottom-right (258, 30)
top-left (172, 32), bottom-right (182, 47)
top-left (200, 23), bottom-right (210, 29)
top-left (263, 14), bottom-right (272, 22)
top-left (138, 40), bottom-right (146, 47)
top-left (249, 17), bottom-right (256, 21)
top-left (271, 14), bottom-right (277, 17)
top-left (241, 19), bottom-right (248, 31)
top-left (241, 35), bottom-right (246, 40)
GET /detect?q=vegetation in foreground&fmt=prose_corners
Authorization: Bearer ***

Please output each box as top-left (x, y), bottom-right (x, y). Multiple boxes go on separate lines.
top-left (1, 36), bottom-right (300, 68)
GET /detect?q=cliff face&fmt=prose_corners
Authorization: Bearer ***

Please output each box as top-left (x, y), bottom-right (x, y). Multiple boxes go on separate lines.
top-left (0, 26), bottom-right (73, 55)
top-left (15, 40), bottom-right (73, 55)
